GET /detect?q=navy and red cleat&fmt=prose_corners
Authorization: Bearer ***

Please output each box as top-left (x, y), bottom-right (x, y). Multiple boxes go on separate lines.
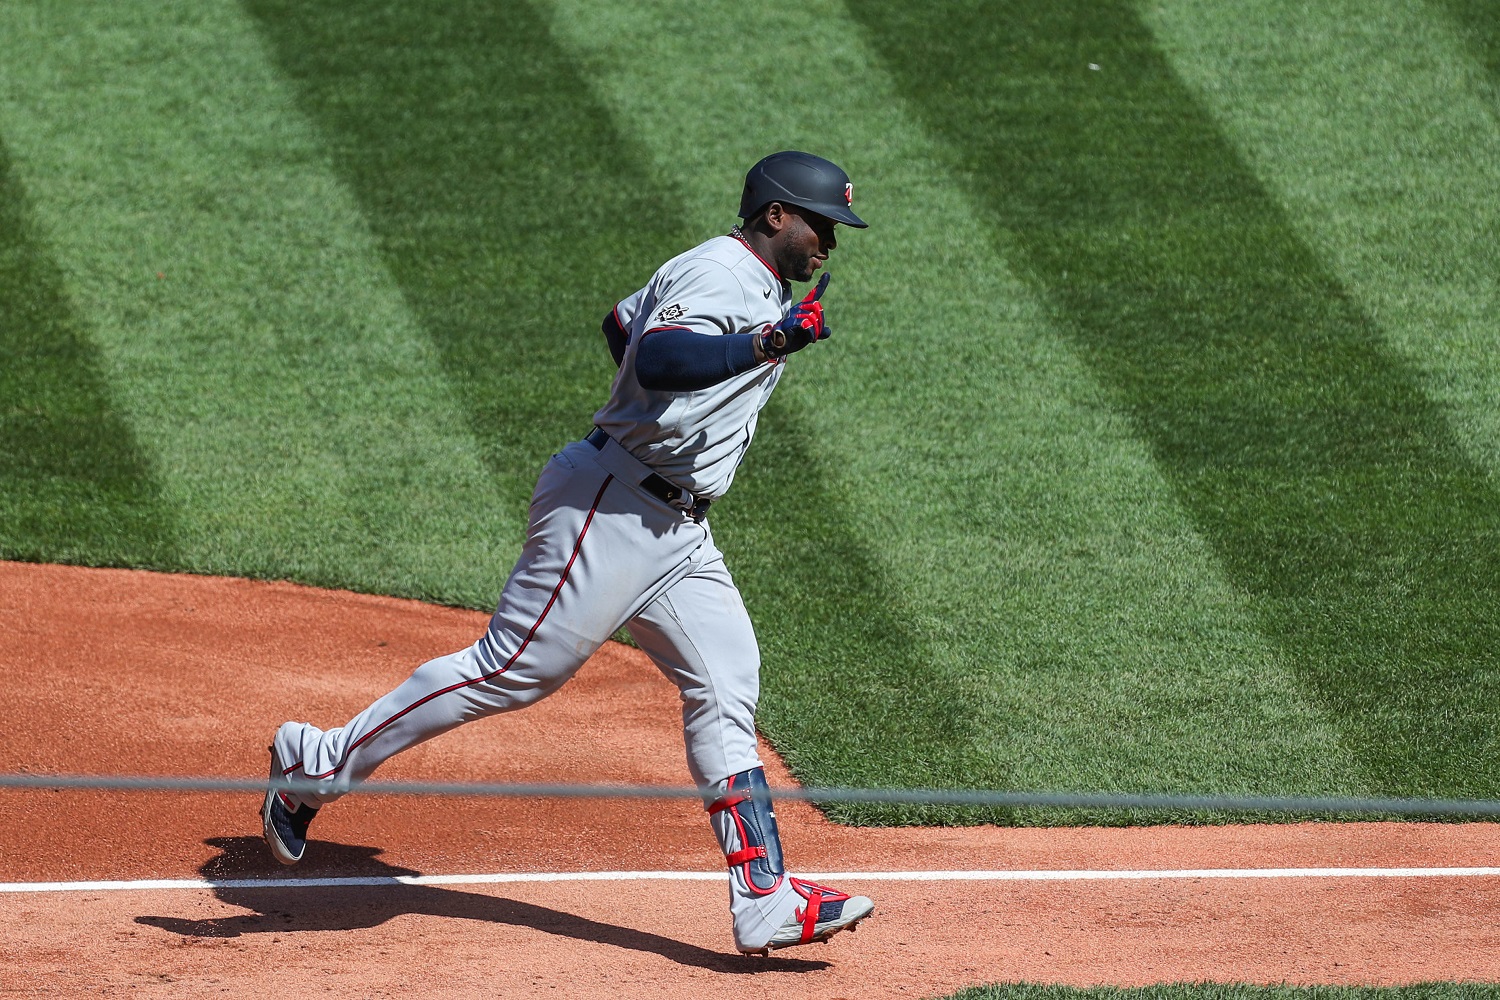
top-left (261, 743), bottom-right (318, 866)
top-left (741, 878), bottom-right (875, 955)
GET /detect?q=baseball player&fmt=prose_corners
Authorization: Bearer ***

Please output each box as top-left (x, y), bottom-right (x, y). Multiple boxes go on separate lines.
top-left (262, 151), bottom-right (874, 955)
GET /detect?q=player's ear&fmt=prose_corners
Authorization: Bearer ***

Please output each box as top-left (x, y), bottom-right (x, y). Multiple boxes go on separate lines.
top-left (762, 202), bottom-right (788, 233)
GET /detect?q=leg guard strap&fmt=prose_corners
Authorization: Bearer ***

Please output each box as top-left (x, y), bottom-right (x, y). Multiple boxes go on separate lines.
top-left (798, 883), bottom-right (824, 943)
top-left (726, 846), bottom-right (767, 866)
top-left (707, 791), bottom-right (750, 815)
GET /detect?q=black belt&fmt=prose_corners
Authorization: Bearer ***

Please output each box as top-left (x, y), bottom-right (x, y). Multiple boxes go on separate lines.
top-left (585, 427), bottom-right (711, 521)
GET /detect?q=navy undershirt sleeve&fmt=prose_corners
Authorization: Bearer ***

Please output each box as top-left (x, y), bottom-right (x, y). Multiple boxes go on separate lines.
top-left (634, 327), bottom-right (762, 391)
top-left (601, 309), bottom-right (629, 368)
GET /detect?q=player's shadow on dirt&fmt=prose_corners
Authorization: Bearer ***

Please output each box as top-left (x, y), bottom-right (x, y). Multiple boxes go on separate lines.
top-left (134, 837), bottom-right (829, 973)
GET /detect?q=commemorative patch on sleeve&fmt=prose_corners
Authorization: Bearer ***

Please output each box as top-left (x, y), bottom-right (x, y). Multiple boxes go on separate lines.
top-left (655, 303), bottom-right (687, 323)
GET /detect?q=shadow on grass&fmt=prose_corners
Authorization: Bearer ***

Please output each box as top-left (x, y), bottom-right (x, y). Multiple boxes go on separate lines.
top-left (1434, 0), bottom-right (1500, 90)
top-left (133, 837), bottom-right (828, 974)
top-left (0, 138), bottom-right (177, 567)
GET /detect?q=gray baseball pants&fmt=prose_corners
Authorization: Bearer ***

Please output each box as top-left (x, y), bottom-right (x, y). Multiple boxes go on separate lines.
top-left (273, 433), bottom-right (805, 947)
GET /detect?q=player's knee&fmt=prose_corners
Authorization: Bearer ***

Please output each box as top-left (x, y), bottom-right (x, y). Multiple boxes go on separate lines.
top-left (681, 676), bottom-right (758, 722)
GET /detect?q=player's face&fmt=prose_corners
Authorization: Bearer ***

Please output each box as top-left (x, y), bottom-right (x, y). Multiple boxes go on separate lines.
top-left (776, 207), bottom-right (837, 282)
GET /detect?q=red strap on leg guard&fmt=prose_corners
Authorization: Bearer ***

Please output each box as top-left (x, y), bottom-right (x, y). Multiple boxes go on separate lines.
top-left (707, 792), bottom-right (750, 815)
top-left (712, 790), bottom-right (768, 867)
top-left (708, 769), bottom-right (785, 895)
top-left (725, 846), bottom-right (766, 867)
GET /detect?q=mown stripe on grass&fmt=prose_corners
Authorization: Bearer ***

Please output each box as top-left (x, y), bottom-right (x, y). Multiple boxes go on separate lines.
top-left (1142, 0), bottom-right (1500, 484)
top-left (0, 1), bottom-right (511, 607)
top-left (544, 0), bottom-right (1358, 821)
top-left (240, 0), bottom-right (687, 504)
top-left (852, 0), bottom-right (1500, 797)
top-left (0, 140), bottom-right (177, 568)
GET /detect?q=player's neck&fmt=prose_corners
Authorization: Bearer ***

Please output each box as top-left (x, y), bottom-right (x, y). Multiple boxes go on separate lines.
top-left (729, 225), bottom-right (783, 281)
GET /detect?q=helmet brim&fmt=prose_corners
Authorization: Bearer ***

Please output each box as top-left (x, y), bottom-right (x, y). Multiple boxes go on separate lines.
top-left (798, 202), bottom-right (868, 229)
top-left (822, 204), bottom-right (868, 229)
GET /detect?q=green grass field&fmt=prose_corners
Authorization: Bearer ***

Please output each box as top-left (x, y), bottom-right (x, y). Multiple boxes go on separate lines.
top-left (2, 0), bottom-right (1498, 844)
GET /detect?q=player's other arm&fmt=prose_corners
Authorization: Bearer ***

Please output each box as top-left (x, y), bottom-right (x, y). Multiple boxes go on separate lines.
top-left (602, 306), bottom-right (629, 368)
top-left (602, 288), bottom-right (650, 368)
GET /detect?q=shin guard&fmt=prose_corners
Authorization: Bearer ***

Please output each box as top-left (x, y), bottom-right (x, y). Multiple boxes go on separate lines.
top-left (707, 766), bottom-right (785, 895)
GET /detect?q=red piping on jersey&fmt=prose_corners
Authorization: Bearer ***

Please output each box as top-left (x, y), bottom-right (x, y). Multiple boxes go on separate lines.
top-left (640, 324), bottom-right (694, 338)
top-left (728, 229), bottom-right (783, 282)
top-left (300, 475), bottom-right (616, 781)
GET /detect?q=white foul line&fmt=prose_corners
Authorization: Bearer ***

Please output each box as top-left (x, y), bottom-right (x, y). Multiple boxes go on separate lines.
top-left (4, 866), bottom-right (1500, 894)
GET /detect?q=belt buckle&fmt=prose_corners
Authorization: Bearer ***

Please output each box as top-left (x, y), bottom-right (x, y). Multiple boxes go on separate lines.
top-left (631, 465), bottom-right (709, 523)
top-left (663, 483), bottom-right (709, 522)
top-left (667, 489), bottom-right (698, 519)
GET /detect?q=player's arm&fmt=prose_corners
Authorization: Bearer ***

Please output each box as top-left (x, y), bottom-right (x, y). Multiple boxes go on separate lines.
top-left (634, 327), bottom-right (762, 391)
top-left (602, 288), bottom-right (649, 368)
top-left (601, 307), bottom-right (629, 368)
top-left (633, 270), bottom-right (831, 391)
top-left (631, 263), bottom-right (760, 390)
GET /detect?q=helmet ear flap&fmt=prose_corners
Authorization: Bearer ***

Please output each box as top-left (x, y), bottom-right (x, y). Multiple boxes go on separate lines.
top-left (739, 181), bottom-right (760, 221)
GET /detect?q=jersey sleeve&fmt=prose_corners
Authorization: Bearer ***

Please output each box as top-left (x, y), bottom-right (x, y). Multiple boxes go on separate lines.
top-left (638, 259), bottom-right (751, 340)
top-left (612, 286), bottom-right (648, 335)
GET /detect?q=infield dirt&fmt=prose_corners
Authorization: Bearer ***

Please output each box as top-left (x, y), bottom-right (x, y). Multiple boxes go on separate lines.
top-left (2, 561), bottom-right (1499, 998)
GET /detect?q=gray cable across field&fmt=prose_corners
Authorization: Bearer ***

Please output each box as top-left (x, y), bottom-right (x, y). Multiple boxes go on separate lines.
top-left (3, 771), bottom-right (1500, 817)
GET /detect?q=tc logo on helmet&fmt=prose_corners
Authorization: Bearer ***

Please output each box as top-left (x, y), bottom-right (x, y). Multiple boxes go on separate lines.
top-left (844, 182), bottom-right (853, 207)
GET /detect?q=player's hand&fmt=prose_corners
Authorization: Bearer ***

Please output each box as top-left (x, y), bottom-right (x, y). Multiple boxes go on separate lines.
top-left (759, 273), bottom-right (831, 360)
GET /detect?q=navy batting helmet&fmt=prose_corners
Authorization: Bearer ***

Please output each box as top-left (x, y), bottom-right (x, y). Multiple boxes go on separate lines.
top-left (738, 151), bottom-right (867, 229)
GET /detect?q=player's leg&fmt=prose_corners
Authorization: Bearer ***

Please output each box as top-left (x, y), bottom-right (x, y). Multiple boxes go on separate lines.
top-left (626, 547), bottom-right (762, 790)
top-left (265, 443), bottom-right (689, 861)
top-left (626, 542), bottom-right (874, 953)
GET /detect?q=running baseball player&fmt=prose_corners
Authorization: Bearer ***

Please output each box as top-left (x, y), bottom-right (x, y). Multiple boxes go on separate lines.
top-left (262, 151), bottom-right (874, 955)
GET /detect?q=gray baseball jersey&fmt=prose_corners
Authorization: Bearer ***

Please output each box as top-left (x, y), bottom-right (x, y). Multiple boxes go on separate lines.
top-left (594, 235), bottom-right (793, 499)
